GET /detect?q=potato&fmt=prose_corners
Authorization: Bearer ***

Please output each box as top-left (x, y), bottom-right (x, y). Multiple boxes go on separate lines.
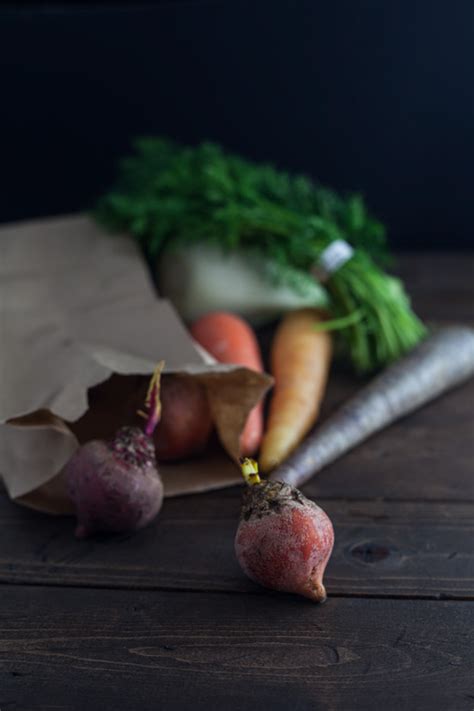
top-left (153, 374), bottom-right (213, 460)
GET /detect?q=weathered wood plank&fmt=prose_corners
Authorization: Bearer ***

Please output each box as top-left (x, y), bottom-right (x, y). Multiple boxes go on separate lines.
top-left (303, 372), bottom-right (474, 502)
top-left (395, 252), bottom-right (474, 322)
top-left (0, 493), bottom-right (472, 599)
top-left (0, 586), bottom-right (473, 711)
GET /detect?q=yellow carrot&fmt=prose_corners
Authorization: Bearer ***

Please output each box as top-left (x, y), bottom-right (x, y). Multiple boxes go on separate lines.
top-left (259, 309), bottom-right (332, 472)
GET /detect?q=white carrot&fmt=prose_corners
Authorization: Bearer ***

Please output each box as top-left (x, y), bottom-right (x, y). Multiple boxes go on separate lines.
top-left (269, 326), bottom-right (474, 488)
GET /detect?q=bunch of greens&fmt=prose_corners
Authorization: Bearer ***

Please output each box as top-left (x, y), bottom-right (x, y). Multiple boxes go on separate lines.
top-left (96, 137), bottom-right (426, 372)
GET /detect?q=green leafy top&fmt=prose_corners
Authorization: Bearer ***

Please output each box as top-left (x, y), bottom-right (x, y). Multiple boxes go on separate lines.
top-left (97, 138), bottom-right (389, 265)
top-left (96, 137), bottom-right (426, 372)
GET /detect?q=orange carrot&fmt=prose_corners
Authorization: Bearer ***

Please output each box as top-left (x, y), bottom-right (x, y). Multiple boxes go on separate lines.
top-left (259, 308), bottom-right (332, 472)
top-left (190, 312), bottom-right (265, 456)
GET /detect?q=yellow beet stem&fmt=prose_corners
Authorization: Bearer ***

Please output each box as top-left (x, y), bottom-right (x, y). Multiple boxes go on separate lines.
top-left (239, 457), bottom-right (261, 486)
top-left (137, 361), bottom-right (165, 436)
top-left (259, 309), bottom-right (332, 472)
top-left (145, 361), bottom-right (165, 407)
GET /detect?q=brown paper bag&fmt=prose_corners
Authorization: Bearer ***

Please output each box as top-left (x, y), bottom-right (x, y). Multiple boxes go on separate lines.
top-left (0, 215), bottom-right (272, 514)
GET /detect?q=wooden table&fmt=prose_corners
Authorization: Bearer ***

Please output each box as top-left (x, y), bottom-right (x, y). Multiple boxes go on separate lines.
top-left (1, 253), bottom-right (473, 710)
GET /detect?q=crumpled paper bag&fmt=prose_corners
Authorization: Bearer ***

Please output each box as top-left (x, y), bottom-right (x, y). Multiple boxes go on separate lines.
top-left (0, 215), bottom-right (272, 514)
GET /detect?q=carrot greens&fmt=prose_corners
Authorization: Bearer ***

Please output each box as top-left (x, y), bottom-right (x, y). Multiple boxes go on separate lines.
top-left (96, 137), bottom-right (426, 372)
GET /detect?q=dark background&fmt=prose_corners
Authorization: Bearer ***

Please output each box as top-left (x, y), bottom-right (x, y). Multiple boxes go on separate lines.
top-left (1, 0), bottom-right (473, 250)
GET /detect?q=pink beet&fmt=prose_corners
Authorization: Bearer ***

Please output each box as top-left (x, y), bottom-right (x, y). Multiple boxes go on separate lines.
top-left (65, 364), bottom-right (164, 538)
top-left (235, 459), bottom-right (334, 602)
top-left (65, 426), bottom-right (163, 538)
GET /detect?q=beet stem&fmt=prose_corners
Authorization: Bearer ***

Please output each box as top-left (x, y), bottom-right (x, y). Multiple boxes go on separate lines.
top-left (239, 457), bottom-right (261, 486)
top-left (139, 361), bottom-right (165, 437)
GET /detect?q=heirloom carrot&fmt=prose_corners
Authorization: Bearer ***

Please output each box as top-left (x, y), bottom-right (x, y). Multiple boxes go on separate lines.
top-left (190, 312), bottom-right (265, 456)
top-left (269, 326), bottom-right (474, 488)
top-left (259, 309), bottom-right (333, 472)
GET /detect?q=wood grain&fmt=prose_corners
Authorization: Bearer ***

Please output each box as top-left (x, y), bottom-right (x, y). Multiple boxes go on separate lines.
top-left (0, 586), bottom-right (473, 711)
top-left (303, 373), bottom-right (474, 502)
top-left (0, 494), bottom-right (472, 599)
top-left (395, 252), bottom-right (474, 322)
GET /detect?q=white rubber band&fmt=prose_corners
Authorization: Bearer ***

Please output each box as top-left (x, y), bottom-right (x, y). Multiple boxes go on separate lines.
top-left (319, 239), bottom-right (354, 274)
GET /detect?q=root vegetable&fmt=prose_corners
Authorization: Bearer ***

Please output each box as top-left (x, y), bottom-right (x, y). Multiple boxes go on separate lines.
top-left (154, 374), bottom-right (212, 461)
top-left (259, 309), bottom-right (332, 472)
top-left (191, 312), bottom-right (265, 456)
top-left (235, 458), bottom-right (334, 602)
top-left (65, 364), bottom-right (164, 538)
top-left (157, 244), bottom-right (329, 326)
top-left (270, 326), bottom-right (474, 488)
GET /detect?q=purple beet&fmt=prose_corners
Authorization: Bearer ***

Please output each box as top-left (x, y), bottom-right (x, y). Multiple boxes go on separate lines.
top-left (65, 364), bottom-right (164, 538)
